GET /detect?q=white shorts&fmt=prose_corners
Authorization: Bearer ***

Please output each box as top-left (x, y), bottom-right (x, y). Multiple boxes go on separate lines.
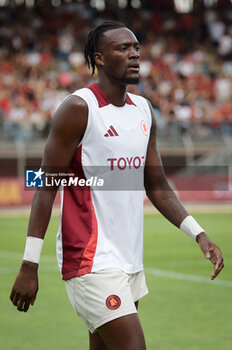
top-left (65, 268), bottom-right (149, 333)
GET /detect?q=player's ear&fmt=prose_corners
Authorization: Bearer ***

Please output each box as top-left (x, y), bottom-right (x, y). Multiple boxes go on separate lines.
top-left (94, 52), bottom-right (104, 67)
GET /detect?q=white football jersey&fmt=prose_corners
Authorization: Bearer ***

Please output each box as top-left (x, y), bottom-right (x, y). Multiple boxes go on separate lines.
top-left (56, 83), bottom-right (151, 280)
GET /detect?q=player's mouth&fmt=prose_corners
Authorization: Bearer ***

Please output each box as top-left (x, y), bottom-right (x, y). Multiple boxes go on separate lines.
top-left (128, 63), bottom-right (140, 72)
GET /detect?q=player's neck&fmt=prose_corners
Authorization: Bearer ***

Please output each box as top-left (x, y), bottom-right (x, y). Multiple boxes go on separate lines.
top-left (96, 77), bottom-right (127, 107)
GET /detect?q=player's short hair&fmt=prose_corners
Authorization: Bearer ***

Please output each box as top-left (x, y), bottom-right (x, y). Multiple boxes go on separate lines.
top-left (84, 21), bottom-right (126, 76)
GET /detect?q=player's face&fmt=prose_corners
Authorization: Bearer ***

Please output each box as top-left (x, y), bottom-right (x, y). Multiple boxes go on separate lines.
top-left (95, 28), bottom-right (140, 85)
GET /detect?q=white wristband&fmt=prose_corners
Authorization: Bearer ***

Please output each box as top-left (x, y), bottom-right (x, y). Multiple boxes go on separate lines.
top-left (23, 236), bottom-right (44, 264)
top-left (180, 215), bottom-right (205, 241)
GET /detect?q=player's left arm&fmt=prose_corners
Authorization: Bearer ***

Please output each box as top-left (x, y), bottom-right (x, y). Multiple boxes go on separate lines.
top-left (144, 101), bottom-right (224, 280)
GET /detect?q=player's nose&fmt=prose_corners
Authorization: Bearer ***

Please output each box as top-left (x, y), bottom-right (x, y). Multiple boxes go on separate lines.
top-left (129, 46), bottom-right (140, 59)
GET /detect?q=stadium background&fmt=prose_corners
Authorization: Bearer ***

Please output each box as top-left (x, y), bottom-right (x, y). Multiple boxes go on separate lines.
top-left (0, 1), bottom-right (232, 349)
top-left (0, 0), bottom-right (232, 206)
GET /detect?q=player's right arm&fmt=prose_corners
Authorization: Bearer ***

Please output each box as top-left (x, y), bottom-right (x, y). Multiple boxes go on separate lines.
top-left (10, 95), bottom-right (88, 312)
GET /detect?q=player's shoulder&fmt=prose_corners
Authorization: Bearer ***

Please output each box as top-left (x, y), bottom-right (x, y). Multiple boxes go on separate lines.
top-left (56, 88), bottom-right (88, 112)
top-left (72, 87), bottom-right (92, 99)
top-left (72, 86), bottom-right (99, 109)
top-left (53, 92), bottom-right (88, 125)
top-left (127, 92), bottom-right (150, 110)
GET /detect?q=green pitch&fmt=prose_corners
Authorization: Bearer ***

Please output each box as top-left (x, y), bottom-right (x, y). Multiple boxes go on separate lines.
top-left (1, 212), bottom-right (231, 350)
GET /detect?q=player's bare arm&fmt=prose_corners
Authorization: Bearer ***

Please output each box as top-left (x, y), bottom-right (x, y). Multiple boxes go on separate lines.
top-left (10, 95), bottom-right (88, 312)
top-left (144, 101), bottom-right (224, 280)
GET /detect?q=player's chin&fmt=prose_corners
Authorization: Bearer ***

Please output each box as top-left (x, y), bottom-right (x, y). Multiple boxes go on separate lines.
top-left (124, 75), bottom-right (140, 85)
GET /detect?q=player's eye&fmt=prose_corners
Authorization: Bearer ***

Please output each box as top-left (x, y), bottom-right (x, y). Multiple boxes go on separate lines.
top-left (119, 46), bottom-right (127, 51)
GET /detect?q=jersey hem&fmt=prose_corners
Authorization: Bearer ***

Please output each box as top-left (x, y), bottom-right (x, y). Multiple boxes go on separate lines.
top-left (91, 264), bottom-right (144, 275)
top-left (62, 265), bottom-right (144, 280)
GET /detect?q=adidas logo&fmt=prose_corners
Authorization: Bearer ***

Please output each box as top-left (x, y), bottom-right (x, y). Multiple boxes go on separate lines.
top-left (104, 125), bottom-right (119, 137)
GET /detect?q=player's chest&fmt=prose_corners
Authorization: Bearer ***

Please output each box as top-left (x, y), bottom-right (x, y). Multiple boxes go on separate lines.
top-left (89, 106), bottom-right (150, 152)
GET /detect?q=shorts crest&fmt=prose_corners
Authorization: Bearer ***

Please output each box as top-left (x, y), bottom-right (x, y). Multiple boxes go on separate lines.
top-left (106, 295), bottom-right (121, 310)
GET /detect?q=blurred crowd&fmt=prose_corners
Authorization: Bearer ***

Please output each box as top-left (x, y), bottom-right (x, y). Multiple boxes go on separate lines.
top-left (0, 2), bottom-right (232, 145)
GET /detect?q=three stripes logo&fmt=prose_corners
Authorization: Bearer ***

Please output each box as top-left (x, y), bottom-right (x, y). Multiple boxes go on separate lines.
top-left (104, 125), bottom-right (119, 137)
